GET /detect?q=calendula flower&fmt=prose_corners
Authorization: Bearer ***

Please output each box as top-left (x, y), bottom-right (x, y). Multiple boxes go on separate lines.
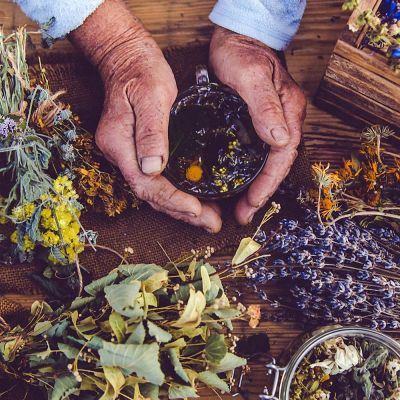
top-left (312, 163), bottom-right (340, 188)
top-left (247, 304), bottom-right (261, 328)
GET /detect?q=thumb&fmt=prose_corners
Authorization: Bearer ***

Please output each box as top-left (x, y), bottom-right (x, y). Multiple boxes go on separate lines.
top-left (131, 80), bottom-right (177, 176)
top-left (238, 78), bottom-right (290, 148)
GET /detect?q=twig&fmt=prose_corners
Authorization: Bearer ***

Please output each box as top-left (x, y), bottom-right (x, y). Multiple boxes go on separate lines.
top-left (83, 243), bottom-right (127, 264)
top-left (75, 254), bottom-right (83, 297)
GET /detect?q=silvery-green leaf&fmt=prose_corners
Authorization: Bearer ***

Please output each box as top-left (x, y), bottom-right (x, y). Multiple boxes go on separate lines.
top-left (27, 206), bottom-right (41, 242)
top-left (99, 342), bottom-right (164, 385)
top-left (118, 264), bottom-right (168, 292)
top-left (69, 296), bottom-right (96, 311)
top-left (232, 237), bottom-right (261, 266)
top-left (85, 272), bottom-right (118, 296)
top-left (168, 348), bottom-right (190, 383)
top-left (126, 322), bottom-right (146, 345)
top-left (364, 347), bottom-right (389, 370)
top-left (46, 320), bottom-right (69, 338)
top-left (168, 384), bottom-right (198, 399)
top-left (51, 373), bottom-right (79, 400)
top-left (147, 320), bottom-right (172, 343)
top-left (210, 353), bottom-right (247, 373)
top-left (104, 282), bottom-right (143, 318)
top-left (31, 321), bottom-right (52, 337)
top-left (200, 265), bottom-right (211, 294)
top-left (205, 334), bottom-right (227, 364)
top-left (58, 343), bottom-right (79, 359)
top-left (198, 371), bottom-right (230, 393)
top-left (109, 312), bottom-right (126, 343)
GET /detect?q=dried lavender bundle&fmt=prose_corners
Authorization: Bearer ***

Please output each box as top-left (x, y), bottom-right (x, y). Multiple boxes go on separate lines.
top-left (249, 208), bottom-right (400, 330)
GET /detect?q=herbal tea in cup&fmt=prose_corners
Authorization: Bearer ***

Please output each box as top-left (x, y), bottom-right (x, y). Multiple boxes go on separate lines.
top-left (165, 66), bottom-right (269, 200)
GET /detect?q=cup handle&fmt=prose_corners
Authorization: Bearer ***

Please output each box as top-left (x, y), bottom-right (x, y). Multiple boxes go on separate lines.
top-left (196, 65), bottom-right (210, 86)
top-left (259, 358), bottom-right (287, 400)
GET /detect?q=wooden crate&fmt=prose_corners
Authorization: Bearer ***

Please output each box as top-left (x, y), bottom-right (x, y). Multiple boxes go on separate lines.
top-left (315, 0), bottom-right (400, 129)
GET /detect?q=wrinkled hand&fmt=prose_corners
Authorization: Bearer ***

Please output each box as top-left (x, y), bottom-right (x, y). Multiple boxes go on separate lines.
top-left (70, 0), bottom-right (222, 232)
top-left (210, 27), bottom-right (307, 225)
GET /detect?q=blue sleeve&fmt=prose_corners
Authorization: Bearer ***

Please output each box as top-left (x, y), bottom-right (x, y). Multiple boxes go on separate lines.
top-left (209, 0), bottom-right (306, 50)
top-left (15, 0), bottom-right (105, 39)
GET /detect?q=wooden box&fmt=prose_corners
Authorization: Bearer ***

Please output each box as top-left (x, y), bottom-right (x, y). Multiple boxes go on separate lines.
top-left (315, 0), bottom-right (400, 128)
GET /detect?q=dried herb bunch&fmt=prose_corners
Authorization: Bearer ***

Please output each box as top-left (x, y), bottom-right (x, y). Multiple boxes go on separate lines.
top-left (305, 126), bottom-right (400, 230)
top-left (238, 206), bottom-right (400, 330)
top-left (290, 335), bottom-right (400, 400)
top-left (0, 260), bottom-right (248, 399)
top-left (0, 28), bottom-right (138, 264)
top-left (343, 0), bottom-right (400, 72)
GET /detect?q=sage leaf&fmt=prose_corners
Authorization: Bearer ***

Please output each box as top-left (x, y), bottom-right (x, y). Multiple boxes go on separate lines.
top-left (210, 352), bottom-right (247, 373)
top-left (147, 320), bottom-right (172, 343)
top-left (168, 384), bottom-right (199, 399)
top-left (99, 342), bottom-right (164, 385)
top-left (84, 272), bottom-right (118, 296)
top-left (205, 334), bottom-right (227, 364)
top-left (126, 322), bottom-right (145, 345)
top-left (232, 237), bottom-right (261, 265)
top-left (104, 282), bottom-right (143, 318)
top-left (198, 371), bottom-right (230, 393)
top-left (51, 373), bottom-right (79, 400)
top-left (168, 348), bottom-right (190, 383)
top-left (364, 347), bottom-right (389, 370)
top-left (109, 312), bottom-right (126, 344)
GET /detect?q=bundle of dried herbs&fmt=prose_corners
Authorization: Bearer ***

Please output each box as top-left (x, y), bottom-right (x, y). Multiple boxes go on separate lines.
top-left (0, 260), bottom-right (247, 399)
top-left (290, 335), bottom-right (400, 400)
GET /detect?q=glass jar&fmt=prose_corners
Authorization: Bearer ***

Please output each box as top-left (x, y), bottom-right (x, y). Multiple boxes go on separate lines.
top-left (260, 326), bottom-right (400, 400)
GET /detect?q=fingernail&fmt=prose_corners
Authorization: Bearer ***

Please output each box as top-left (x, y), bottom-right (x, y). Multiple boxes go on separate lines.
top-left (271, 127), bottom-right (289, 144)
top-left (141, 156), bottom-right (162, 174)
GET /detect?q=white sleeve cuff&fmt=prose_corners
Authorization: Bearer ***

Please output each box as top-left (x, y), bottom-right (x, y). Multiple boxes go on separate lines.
top-left (16, 0), bottom-right (105, 39)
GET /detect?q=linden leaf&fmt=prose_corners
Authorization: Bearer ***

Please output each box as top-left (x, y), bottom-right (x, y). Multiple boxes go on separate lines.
top-left (31, 321), bottom-right (52, 337)
top-left (209, 352), bottom-right (247, 373)
top-left (104, 282), bottom-right (143, 318)
top-left (58, 343), bottom-right (79, 359)
top-left (168, 384), bottom-right (199, 399)
top-left (147, 320), bottom-right (172, 343)
top-left (118, 264), bottom-right (168, 292)
top-left (232, 237), bottom-right (261, 266)
top-left (109, 312), bottom-right (126, 344)
top-left (168, 348), bottom-right (190, 383)
top-left (172, 288), bottom-right (206, 329)
top-left (205, 334), bottom-right (227, 364)
top-left (99, 342), bottom-right (164, 385)
top-left (51, 373), bottom-right (79, 400)
top-left (103, 366), bottom-right (125, 400)
top-left (200, 265), bottom-right (211, 294)
top-left (69, 296), bottom-right (96, 311)
top-left (126, 322), bottom-right (146, 345)
top-left (84, 272), bottom-right (118, 296)
top-left (198, 371), bottom-right (230, 393)
top-left (165, 338), bottom-right (187, 349)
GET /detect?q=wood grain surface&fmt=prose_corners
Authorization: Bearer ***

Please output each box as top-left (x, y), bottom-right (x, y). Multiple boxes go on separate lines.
top-left (0, 1), bottom-right (384, 398)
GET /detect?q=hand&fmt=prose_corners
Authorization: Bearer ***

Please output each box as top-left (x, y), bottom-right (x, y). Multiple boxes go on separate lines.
top-left (210, 27), bottom-right (307, 225)
top-left (70, 0), bottom-right (222, 233)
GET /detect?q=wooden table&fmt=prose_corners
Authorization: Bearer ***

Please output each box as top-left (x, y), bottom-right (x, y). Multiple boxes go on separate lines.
top-left (0, 1), bottom-right (370, 398)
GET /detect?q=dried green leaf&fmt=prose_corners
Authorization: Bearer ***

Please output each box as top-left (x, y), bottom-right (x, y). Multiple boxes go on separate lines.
top-left (103, 366), bottom-right (125, 400)
top-left (172, 288), bottom-right (206, 329)
top-left (232, 237), bottom-right (261, 265)
top-left (168, 384), bottom-right (198, 399)
top-left (118, 264), bottom-right (168, 292)
top-left (69, 296), bottom-right (96, 311)
top-left (58, 343), bottom-right (79, 359)
top-left (84, 272), bottom-right (118, 296)
top-left (205, 334), bottom-right (227, 364)
top-left (126, 322), bottom-right (146, 345)
top-left (200, 265), bottom-right (211, 294)
top-left (99, 342), bottom-right (164, 385)
top-left (210, 352), bottom-right (247, 373)
top-left (109, 312), bottom-right (126, 344)
top-left (168, 348), bottom-right (190, 383)
top-left (147, 320), bottom-right (172, 343)
top-left (31, 321), bottom-right (52, 337)
top-left (104, 282), bottom-right (143, 318)
top-left (51, 373), bottom-right (79, 400)
top-left (198, 371), bottom-right (230, 393)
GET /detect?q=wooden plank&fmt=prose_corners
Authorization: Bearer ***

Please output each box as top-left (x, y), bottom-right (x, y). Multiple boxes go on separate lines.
top-left (325, 54), bottom-right (400, 112)
top-left (334, 39), bottom-right (400, 85)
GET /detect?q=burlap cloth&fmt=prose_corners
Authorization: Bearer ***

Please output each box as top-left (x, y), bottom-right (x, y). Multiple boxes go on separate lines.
top-left (0, 44), bottom-right (312, 318)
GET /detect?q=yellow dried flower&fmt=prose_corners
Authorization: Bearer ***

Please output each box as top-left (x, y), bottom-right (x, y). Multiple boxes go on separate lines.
top-left (42, 231), bottom-right (60, 247)
top-left (12, 202), bottom-right (35, 221)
